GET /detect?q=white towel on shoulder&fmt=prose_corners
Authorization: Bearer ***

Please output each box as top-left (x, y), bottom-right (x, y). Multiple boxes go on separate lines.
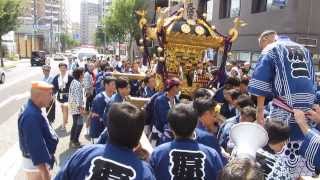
top-left (58, 74), bottom-right (68, 90)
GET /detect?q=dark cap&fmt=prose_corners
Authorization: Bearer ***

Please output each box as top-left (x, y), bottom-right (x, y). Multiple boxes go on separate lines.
top-left (42, 64), bottom-right (51, 70)
top-left (165, 77), bottom-right (181, 91)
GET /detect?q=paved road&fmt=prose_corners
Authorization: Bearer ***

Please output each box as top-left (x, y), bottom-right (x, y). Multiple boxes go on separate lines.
top-left (0, 60), bottom-right (42, 125)
top-left (0, 60), bottom-right (42, 155)
top-left (0, 59), bottom-right (90, 179)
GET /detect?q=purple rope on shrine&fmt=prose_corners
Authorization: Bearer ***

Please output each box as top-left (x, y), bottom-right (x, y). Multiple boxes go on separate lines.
top-left (217, 38), bottom-right (232, 87)
top-left (142, 25), bottom-right (151, 66)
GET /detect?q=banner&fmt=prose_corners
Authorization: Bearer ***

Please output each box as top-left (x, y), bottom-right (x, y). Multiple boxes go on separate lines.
top-left (272, 0), bottom-right (287, 7)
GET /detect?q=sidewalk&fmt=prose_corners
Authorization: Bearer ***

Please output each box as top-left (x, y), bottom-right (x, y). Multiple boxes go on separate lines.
top-left (1, 58), bottom-right (29, 70)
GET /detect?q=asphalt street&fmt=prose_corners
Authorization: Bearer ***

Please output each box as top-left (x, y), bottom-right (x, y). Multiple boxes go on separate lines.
top-left (0, 59), bottom-right (90, 179)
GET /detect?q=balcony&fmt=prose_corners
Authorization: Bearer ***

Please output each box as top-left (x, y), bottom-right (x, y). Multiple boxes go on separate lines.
top-left (45, 10), bottom-right (59, 15)
top-left (45, 3), bottom-right (60, 9)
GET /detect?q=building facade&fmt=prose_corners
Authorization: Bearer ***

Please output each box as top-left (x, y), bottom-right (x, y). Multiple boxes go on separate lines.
top-left (61, 0), bottom-right (72, 35)
top-left (15, 0), bottom-right (71, 57)
top-left (98, 0), bottom-right (112, 21)
top-left (206, 0), bottom-right (320, 69)
top-left (80, 0), bottom-right (99, 45)
top-left (71, 22), bottom-right (81, 42)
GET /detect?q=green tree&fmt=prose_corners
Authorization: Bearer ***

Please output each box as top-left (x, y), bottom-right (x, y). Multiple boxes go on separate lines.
top-left (70, 39), bottom-right (80, 48)
top-left (103, 16), bottom-right (126, 56)
top-left (60, 33), bottom-right (79, 52)
top-left (102, 0), bottom-right (148, 60)
top-left (0, 0), bottom-right (22, 67)
top-left (95, 27), bottom-right (110, 48)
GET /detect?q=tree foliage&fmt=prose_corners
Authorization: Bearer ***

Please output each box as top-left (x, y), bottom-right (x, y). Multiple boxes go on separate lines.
top-left (0, 0), bottom-right (23, 66)
top-left (0, 0), bottom-right (22, 37)
top-left (95, 27), bottom-right (110, 47)
top-left (60, 34), bottom-right (80, 52)
top-left (101, 0), bottom-right (149, 58)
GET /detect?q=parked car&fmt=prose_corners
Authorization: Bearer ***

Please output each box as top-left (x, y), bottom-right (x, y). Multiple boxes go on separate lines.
top-left (31, 51), bottom-right (47, 66)
top-left (0, 68), bottom-right (5, 84)
top-left (53, 53), bottom-right (65, 61)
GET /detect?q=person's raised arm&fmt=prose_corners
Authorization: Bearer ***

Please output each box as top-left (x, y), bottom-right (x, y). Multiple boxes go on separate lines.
top-left (257, 96), bottom-right (265, 125)
top-left (293, 109), bottom-right (310, 135)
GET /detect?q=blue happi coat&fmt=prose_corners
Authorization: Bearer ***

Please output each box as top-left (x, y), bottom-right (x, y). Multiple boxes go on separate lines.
top-left (18, 100), bottom-right (59, 167)
top-left (90, 92), bottom-right (112, 138)
top-left (55, 144), bottom-right (155, 180)
top-left (248, 36), bottom-right (316, 140)
top-left (150, 139), bottom-right (223, 180)
top-left (300, 129), bottom-right (320, 168)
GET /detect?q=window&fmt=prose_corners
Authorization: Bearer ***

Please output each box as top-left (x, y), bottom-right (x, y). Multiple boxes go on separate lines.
top-left (170, 0), bottom-right (179, 7)
top-left (229, 51), bottom-right (251, 62)
top-left (155, 0), bottom-right (169, 7)
top-left (252, 0), bottom-right (285, 13)
top-left (230, 0), bottom-right (240, 17)
top-left (239, 52), bottom-right (251, 62)
top-left (252, 0), bottom-right (267, 13)
top-left (206, 0), bottom-right (213, 22)
top-left (219, 0), bottom-right (240, 19)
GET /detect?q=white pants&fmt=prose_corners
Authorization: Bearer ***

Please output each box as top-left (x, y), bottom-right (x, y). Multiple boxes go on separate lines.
top-left (22, 157), bottom-right (39, 172)
top-left (22, 157), bottom-right (51, 180)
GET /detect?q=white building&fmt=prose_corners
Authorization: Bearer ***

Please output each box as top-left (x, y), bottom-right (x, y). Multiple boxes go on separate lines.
top-left (99, 0), bottom-right (112, 21)
top-left (1, 31), bottom-right (16, 57)
top-left (62, 0), bottom-right (72, 35)
top-left (72, 22), bottom-right (81, 41)
top-left (80, 0), bottom-right (99, 45)
top-left (16, 0), bottom-right (72, 53)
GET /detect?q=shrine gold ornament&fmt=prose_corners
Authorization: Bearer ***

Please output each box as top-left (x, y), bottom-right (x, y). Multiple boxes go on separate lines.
top-left (181, 24), bottom-right (191, 34)
top-left (195, 26), bottom-right (205, 35)
top-left (157, 47), bottom-right (163, 53)
top-left (132, 1), bottom-right (246, 98)
top-left (139, 46), bottom-right (144, 52)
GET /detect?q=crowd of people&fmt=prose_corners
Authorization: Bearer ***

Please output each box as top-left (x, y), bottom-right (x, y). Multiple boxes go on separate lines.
top-left (17, 30), bottom-right (320, 180)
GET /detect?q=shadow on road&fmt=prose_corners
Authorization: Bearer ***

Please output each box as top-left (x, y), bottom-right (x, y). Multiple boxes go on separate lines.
top-left (55, 126), bottom-right (70, 138)
top-left (57, 147), bottom-right (77, 168)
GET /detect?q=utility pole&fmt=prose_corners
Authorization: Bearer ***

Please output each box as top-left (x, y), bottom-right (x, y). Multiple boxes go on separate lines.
top-left (50, 0), bottom-right (53, 55)
top-left (104, 31), bottom-right (107, 54)
top-left (57, 0), bottom-right (61, 53)
top-left (33, 0), bottom-right (37, 52)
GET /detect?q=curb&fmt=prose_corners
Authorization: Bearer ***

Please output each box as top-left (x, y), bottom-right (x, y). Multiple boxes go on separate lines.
top-left (3, 64), bottom-right (17, 70)
top-left (2, 59), bottom-right (25, 70)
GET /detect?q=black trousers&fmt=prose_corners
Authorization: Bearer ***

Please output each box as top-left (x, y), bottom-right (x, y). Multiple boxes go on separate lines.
top-left (46, 100), bottom-right (55, 123)
top-left (70, 114), bottom-right (84, 143)
top-left (85, 94), bottom-right (94, 111)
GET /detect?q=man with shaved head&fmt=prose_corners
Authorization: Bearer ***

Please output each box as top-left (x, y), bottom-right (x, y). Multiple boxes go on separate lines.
top-left (18, 81), bottom-right (59, 180)
top-left (258, 30), bottom-right (278, 50)
top-left (249, 30), bottom-right (317, 178)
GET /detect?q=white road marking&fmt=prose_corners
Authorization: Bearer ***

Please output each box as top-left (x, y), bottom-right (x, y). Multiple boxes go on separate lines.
top-left (0, 143), bottom-right (22, 180)
top-left (0, 92), bottom-right (30, 109)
